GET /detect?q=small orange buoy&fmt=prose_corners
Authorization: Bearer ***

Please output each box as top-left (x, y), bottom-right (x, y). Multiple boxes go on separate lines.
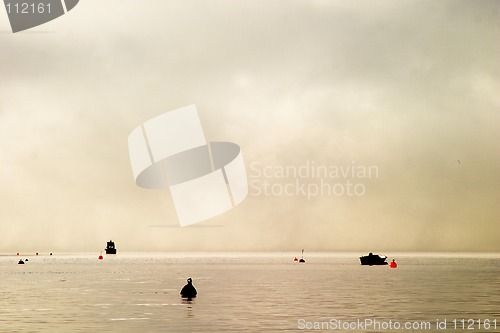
top-left (390, 259), bottom-right (397, 268)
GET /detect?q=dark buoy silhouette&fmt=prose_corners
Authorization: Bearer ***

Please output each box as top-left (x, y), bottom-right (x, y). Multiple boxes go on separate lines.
top-left (180, 278), bottom-right (197, 298)
top-left (299, 249), bottom-right (306, 263)
top-left (36, 252), bottom-right (38, 256)
top-left (16, 252), bottom-right (19, 256)
top-left (25, 258), bottom-right (29, 262)
top-left (18, 259), bottom-right (25, 264)
top-left (390, 259), bottom-right (397, 268)
top-left (50, 253), bottom-right (53, 256)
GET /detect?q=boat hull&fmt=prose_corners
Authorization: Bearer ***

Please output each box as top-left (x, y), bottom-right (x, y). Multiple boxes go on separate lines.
top-left (359, 254), bottom-right (388, 265)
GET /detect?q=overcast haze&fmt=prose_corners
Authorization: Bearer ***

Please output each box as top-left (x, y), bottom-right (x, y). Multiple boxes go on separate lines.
top-left (1, 0), bottom-right (498, 252)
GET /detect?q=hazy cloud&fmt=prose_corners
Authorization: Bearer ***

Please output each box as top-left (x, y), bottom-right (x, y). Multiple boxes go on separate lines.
top-left (1, 0), bottom-right (498, 252)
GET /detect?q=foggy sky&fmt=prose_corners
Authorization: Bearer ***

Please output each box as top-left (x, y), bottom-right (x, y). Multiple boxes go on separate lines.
top-left (1, 0), bottom-right (499, 252)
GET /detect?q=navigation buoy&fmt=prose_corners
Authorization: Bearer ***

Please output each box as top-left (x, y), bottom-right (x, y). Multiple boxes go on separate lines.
top-left (36, 252), bottom-right (39, 256)
top-left (293, 257), bottom-right (298, 262)
top-left (98, 251), bottom-right (103, 260)
top-left (390, 259), bottom-right (397, 268)
top-left (180, 278), bottom-right (197, 298)
top-left (299, 249), bottom-right (306, 263)
top-left (16, 252), bottom-right (19, 256)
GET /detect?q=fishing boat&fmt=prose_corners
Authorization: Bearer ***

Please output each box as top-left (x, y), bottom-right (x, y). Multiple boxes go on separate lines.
top-left (105, 240), bottom-right (117, 254)
top-left (359, 253), bottom-right (387, 265)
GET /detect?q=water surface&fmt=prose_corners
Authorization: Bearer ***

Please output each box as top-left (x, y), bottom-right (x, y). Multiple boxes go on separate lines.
top-left (0, 253), bottom-right (498, 332)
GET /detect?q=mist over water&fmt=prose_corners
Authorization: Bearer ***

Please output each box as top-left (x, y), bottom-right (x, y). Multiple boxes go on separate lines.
top-left (1, 0), bottom-right (499, 253)
top-left (1, 2), bottom-right (498, 331)
top-left (1, 253), bottom-right (498, 332)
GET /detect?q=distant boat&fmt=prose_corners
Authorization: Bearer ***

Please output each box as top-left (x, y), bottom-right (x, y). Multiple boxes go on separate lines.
top-left (359, 253), bottom-right (388, 265)
top-left (105, 240), bottom-right (117, 254)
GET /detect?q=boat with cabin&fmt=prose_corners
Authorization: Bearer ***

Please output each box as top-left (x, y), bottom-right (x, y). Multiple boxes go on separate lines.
top-left (359, 252), bottom-right (387, 265)
top-left (105, 240), bottom-right (117, 254)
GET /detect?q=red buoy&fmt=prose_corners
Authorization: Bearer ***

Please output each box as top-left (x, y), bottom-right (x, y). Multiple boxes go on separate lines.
top-left (390, 259), bottom-right (397, 268)
top-left (98, 255), bottom-right (103, 260)
top-left (16, 252), bottom-right (19, 256)
top-left (293, 257), bottom-right (298, 262)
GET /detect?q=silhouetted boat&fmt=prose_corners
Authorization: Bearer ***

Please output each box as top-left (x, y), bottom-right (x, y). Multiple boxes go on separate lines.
top-left (359, 253), bottom-right (388, 265)
top-left (105, 240), bottom-right (117, 254)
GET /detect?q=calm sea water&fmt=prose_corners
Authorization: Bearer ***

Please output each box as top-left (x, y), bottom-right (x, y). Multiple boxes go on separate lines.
top-left (0, 253), bottom-right (498, 332)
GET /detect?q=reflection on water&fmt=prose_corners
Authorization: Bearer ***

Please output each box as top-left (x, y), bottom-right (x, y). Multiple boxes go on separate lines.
top-left (0, 253), bottom-right (498, 332)
top-left (185, 305), bottom-right (194, 319)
